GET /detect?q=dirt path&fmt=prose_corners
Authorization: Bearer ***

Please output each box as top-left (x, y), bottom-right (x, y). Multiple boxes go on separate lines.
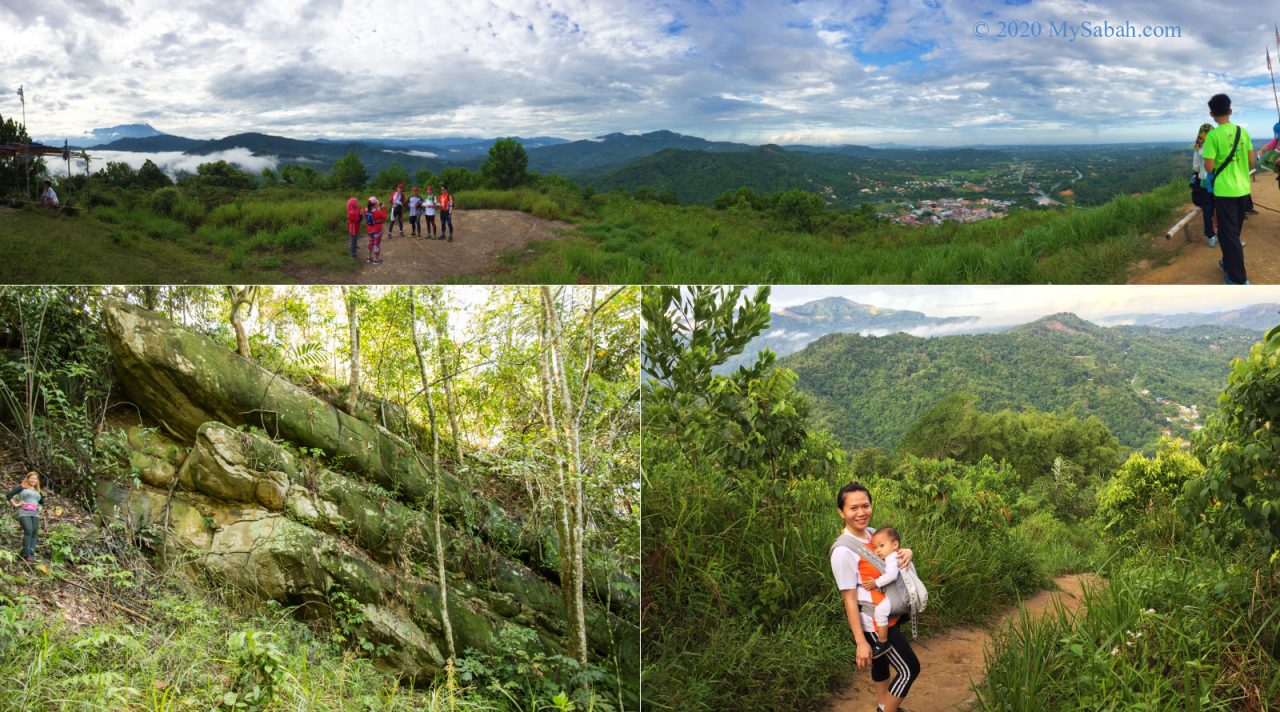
top-left (824, 573), bottom-right (1102, 712)
top-left (1131, 173), bottom-right (1280, 284)
top-left (285, 209), bottom-right (575, 284)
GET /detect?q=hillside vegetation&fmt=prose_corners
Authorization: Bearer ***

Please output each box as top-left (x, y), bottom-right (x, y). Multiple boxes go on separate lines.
top-left (641, 287), bottom-right (1279, 711)
top-left (781, 314), bottom-right (1257, 451)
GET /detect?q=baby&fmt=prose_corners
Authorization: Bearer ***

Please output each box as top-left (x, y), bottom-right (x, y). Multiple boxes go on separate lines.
top-left (863, 526), bottom-right (903, 659)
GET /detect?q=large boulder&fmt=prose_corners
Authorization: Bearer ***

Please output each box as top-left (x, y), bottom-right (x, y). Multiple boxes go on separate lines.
top-left (99, 419), bottom-right (639, 688)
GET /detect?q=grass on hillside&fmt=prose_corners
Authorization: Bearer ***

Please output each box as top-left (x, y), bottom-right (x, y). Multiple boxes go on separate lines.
top-left (0, 203), bottom-right (358, 284)
top-left (0, 493), bottom-right (605, 712)
top-left (498, 180), bottom-right (1187, 284)
top-left (975, 547), bottom-right (1279, 711)
top-left (2, 179), bottom-right (1185, 284)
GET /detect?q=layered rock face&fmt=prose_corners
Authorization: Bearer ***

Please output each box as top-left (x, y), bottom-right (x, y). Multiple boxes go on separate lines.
top-left (97, 300), bottom-right (638, 694)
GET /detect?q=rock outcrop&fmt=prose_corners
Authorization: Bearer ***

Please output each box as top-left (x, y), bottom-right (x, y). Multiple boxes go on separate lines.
top-left (97, 301), bottom-right (638, 697)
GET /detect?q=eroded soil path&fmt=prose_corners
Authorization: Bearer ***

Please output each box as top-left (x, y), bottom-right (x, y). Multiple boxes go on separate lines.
top-left (1131, 174), bottom-right (1280, 284)
top-left (286, 209), bottom-right (575, 284)
top-left (824, 573), bottom-right (1103, 712)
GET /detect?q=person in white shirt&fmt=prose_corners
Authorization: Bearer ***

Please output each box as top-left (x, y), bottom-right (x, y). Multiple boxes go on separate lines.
top-left (408, 187), bottom-right (423, 238)
top-left (39, 181), bottom-right (59, 207)
top-left (830, 482), bottom-right (921, 712)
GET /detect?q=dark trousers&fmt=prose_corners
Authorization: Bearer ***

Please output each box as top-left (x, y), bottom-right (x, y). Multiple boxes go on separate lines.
top-left (424, 215), bottom-right (436, 236)
top-left (409, 214), bottom-right (420, 235)
top-left (391, 206), bottom-right (403, 235)
top-left (1216, 195), bottom-right (1248, 284)
top-left (864, 621), bottom-right (920, 699)
top-left (1199, 194), bottom-right (1215, 238)
top-left (440, 212), bottom-right (453, 239)
top-left (348, 232), bottom-right (359, 257)
top-left (18, 516), bottom-right (37, 558)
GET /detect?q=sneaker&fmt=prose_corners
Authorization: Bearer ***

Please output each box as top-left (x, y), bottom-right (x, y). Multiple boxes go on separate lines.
top-left (1223, 277), bottom-right (1250, 285)
top-left (366, 258), bottom-right (374, 263)
top-left (447, 235), bottom-right (453, 242)
top-left (870, 639), bottom-right (892, 659)
top-left (1219, 259), bottom-right (1225, 272)
top-left (1207, 236), bottom-right (1217, 248)
top-left (373, 259), bottom-right (383, 265)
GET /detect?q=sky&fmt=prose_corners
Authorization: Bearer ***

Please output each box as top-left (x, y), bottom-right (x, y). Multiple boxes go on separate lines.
top-left (766, 285), bottom-right (1280, 331)
top-left (3, 0), bottom-right (1279, 146)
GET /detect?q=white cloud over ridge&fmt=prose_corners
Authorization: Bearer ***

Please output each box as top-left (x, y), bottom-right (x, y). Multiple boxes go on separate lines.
top-left (2, 0), bottom-right (1276, 145)
top-left (47, 148), bottom-right (279, 177)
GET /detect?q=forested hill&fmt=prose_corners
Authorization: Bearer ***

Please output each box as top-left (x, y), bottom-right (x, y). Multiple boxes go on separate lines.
top-left (781, 313), bottom-right (1262, 451)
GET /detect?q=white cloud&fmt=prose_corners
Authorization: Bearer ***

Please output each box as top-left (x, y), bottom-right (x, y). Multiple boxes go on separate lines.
top-left (1, 0), bottom-right (1273, 144)
top-left (47, 148), bottom-right (280, 177)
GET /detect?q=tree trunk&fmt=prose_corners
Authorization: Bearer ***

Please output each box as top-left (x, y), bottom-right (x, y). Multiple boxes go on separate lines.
top-left (428, 289), bottom-right (465, 464)
top-left (539, 286), bottom-right (589, 666)
top-left (409, 287), bottom-right (455, 660)
top-left (225, 286), bottom-right (256, 359)
top-left (341, 287), bottom-right (360, 416)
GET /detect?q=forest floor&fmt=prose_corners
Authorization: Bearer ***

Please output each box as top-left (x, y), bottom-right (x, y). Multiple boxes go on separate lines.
top-left (823, 573), bottom-right (1103, 712)
top-left (284, 209), bottom-right (577, 284)
top-left (1131, 174), bottom-right (1280, 284)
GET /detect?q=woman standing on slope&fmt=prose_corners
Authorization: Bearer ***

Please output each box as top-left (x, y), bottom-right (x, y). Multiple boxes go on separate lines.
top-left (7, 471), bottom-right (44, 561)
top-left (831, 481), bottom-right (921, 712)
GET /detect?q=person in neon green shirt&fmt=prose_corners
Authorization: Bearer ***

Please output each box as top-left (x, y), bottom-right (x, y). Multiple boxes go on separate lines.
top-left (1202, 94), bottom-right (1256, 285)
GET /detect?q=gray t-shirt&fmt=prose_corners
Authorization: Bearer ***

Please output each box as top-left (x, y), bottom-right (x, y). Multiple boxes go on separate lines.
top-left (7, 487), bottom-right (42, 518)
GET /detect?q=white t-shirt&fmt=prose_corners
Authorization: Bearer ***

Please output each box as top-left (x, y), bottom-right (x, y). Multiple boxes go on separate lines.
top-left (830, 526), bottom-right (878, 633)
top-left (408, 195), bottom-right (422, 216)
top-left (424, 195), bottom-right (437, 216)
top-left (41, 187), bottom-right (59, 206)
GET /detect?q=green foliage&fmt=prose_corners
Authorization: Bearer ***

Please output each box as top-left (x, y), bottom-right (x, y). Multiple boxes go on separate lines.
top-left (772, 189), bottom-right (825, 232)
top-left (259, 168), bottom-right (280, 187)
top-left (788, 318), bottom-right (1249, 453)
top-left (975, 548), bottom-right (1279, 711)
top-left (456, 627), bottom-right (610, 711)
top-left (279, 163), bottom-right (327, 190)
top-left (332, 151), bottom-right (368, 191)
top-left (224, 630), bottom-right (287, 710)
top-left (1188, 326), bottom-right (1280, 551)
top-left (482, 137), bottom-right (531, 190)
top-left (1096, 440), bottom-right (1203, 549)
top-left (373, 160), bottom-right (410, 190)
top-left (0, 112), bottom-right (43, 198)
top-left (181, 161), bottom-right (257, 190)
top-left (135, 160), bottom-right (173, 190)
top-left (438, 166), bottom-right (480, 192)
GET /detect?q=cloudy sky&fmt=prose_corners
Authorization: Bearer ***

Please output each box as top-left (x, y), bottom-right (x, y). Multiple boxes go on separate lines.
top-left (2, 0), bottom-right (1278, 144)
top-left (767, 285), bottom-right (1280, 331)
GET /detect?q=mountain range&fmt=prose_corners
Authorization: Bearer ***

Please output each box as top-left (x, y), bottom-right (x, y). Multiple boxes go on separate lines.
top-left (1094, 304), bottom-right (1280, 332)
top-left (779, 313), bottom-right (1258, 452)
top-left (721, 296), bottom-right (980, 372)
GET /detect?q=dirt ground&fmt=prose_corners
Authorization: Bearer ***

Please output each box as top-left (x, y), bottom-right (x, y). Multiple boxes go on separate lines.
top-left (823, 573), bottom-right (1103, 712)
top-left (1131, 173), bottom-right (1280, 284)
top-left (285, 209), bottom-right (575, 284)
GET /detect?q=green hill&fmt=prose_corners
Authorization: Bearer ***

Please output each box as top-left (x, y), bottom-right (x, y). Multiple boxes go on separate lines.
top-left (780, 314), bottom-right (1261, 451)
top-left (526, 130), bottom-right (751, 176)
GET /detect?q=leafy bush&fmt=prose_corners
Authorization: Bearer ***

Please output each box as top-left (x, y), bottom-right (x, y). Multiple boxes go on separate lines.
top-left (276, 223), bottom-right (315, 250)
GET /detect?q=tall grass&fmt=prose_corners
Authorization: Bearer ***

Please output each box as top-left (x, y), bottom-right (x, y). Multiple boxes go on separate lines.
top-left (501, 181), bottom-right (1186, 284)
top-left (975, 547), bottom-right (1280, 711)
top-left (642, 440), bottom-right (1053, 711)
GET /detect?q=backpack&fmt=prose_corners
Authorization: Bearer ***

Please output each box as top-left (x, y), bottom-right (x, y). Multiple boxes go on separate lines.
top-left (365, 208), bottom-right (375, 226)
top-left (831, 533), bottom-right (929, 639)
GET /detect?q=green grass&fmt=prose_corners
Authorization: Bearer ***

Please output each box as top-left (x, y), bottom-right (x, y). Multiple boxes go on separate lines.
top-left (974, 546), bottom-right (1280, 711)
top-left (497, 181), bottom-right (1187, 284)
top-left (0, 582), bottom-right (499, 711)
top-left (0, 202), bottom-right (359, 283)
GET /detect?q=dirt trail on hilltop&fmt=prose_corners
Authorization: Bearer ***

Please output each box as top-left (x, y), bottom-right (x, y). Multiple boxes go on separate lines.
top-left (285, 209), bottom-right (575, 284)
top-left (824, 573), bottom-right (1103, 712)
top-left (1131, 173), bottom-right (1280, 284)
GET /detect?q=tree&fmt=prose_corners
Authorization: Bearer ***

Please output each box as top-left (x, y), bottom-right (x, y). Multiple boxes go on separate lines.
top-left (135, 159), bottom-right (172, 190)
top-left (427, 289), bottom-right (465, 463)
top-left (184, 161), bottom-right (255, 190)
top-left (281, 164), bottom-right (325, 189)
top-left (372, 161), bottom-right (410, 190)
top-left (438, 166), bottom-right (479, 192)
top-left (100, 161), bottom-right (137, 187)
top-left (774, 189), bottom-right (825, 232)
top-left (414, 168), bottom-right (436, 188)
top-left (332, 151), bottom-right (368, 191)
top-left (1188, 326), bottom-right (1280, 549)
top-left (481, 137), bottom-right (530, 190)
top-left (260, 168), bottom-right (280, 187)
top-left (0, 113), bottom-right (42, 198)
top-left (409, 287), bottom-right (456, 660)
top-left (226, 287), bottom-right (258, 358)
top-left (341, 287), bottom-right (361, 415)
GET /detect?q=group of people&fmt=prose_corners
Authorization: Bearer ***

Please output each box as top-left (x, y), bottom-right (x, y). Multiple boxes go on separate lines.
top-left (1189, 93), bottom-right (1273, 285)
top-left (344, 184), bottom-right (455, 265)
